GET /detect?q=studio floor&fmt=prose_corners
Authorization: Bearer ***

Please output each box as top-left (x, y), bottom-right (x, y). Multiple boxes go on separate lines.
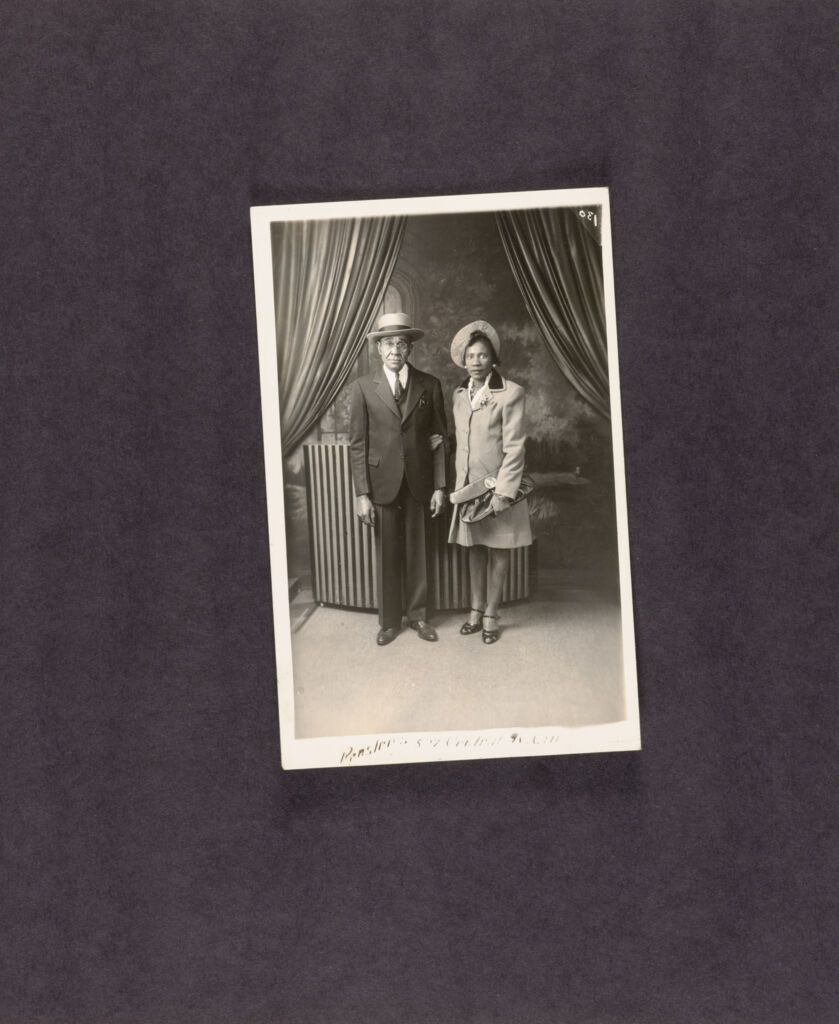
top-left (287, 585), bottom-right (628, 739)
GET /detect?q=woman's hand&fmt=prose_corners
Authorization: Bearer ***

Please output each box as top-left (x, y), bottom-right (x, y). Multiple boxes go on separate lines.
top-left (490, 493), bottom-right (513, 516)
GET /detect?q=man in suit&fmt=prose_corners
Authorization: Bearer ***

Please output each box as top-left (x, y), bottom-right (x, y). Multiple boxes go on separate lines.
top-left (349, 312), bottom-right (448, 646)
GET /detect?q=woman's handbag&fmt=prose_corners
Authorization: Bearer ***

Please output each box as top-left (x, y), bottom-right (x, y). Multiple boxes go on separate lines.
top-left (449, 471), bottom-right (535, 524)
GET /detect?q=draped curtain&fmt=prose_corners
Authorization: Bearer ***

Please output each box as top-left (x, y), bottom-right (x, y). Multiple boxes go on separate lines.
top-left (496, 209), bottom-right (610, 419)
top-left (272, 216), bottom-right (406, 454)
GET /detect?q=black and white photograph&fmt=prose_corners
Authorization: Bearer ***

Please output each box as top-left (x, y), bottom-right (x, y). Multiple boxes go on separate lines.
top-left (251, 188), bottom-right (639, 768)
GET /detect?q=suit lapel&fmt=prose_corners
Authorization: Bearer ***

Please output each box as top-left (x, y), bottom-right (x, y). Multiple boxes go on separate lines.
top-left (400, 366), bottom-right (423, 422)
top-left (373, 371), bottom-right (401, 419)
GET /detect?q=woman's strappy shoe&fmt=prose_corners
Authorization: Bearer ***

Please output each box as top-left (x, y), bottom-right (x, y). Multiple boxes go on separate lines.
top-left (482, 614), bottom-right (500, 645)
top-left (460, 608), bottom-right (484, 636)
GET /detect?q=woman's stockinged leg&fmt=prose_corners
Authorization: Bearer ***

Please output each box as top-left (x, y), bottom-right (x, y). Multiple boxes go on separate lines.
top-left (481, 547), bottom-right (510, 644)
top-left (485, 548), bottom-right (511, 619)
top-left (468, 545), bottom-right (488, 625)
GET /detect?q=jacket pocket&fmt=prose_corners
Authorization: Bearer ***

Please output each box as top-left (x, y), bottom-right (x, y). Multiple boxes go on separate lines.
top-left (367, 453), bottom-right (381, 467)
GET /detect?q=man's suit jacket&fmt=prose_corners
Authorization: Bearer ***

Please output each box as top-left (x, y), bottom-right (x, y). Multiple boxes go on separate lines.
top-left (349, 364), bottom-right (447, 505)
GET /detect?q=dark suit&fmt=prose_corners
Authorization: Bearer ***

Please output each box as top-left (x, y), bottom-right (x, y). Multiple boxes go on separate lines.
top-left (349, 364), bottom-right (447, 629)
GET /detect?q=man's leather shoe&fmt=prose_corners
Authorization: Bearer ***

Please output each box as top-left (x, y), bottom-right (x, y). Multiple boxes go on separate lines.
top-left (377, 627), bottom-right (399, 646)
top-left (408, 620), bottom-right (438, 642)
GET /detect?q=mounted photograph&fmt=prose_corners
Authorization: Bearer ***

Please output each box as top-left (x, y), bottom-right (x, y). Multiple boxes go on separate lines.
top-left (250, 188), bottom-right (640, 768)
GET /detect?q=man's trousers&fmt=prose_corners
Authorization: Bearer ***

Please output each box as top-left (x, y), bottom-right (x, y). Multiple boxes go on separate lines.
top-left (374, 478), bottom-right (433, 630)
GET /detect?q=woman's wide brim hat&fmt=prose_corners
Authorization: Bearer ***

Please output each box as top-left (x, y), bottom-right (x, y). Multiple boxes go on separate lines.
top-left (450, 320), bottom-right (501, 367)
top-left (367, 311), bottom-right (425, 342)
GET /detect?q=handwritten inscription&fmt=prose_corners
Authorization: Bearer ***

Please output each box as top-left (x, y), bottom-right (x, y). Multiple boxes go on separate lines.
top-left (340, 737), bottom-right (409, 764)
top-left (339, 730), bottom-right (568, 765)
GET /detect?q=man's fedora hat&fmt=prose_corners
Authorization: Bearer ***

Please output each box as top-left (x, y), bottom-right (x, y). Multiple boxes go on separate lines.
top-left (367, 311), bottom-right (425, 342)
top-left (450, 319), bottom-right (501, 367)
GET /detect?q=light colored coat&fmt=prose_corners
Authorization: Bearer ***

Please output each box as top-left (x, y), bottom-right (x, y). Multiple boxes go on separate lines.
top-left (448, 370), bottom-right (533, 549)
top-left (452, 371), bottom-right (527, 498)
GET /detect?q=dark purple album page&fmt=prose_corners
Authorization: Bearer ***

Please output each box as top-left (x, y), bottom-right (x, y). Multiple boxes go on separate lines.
top-left (2, 2), bottom-right (837, 1022)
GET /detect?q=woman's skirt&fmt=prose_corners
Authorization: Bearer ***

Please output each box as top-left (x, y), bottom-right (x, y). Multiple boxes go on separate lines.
top-left (448, 497), bottom-right (533, 549)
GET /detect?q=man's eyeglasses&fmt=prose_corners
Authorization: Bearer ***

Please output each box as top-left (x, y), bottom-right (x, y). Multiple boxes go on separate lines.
top-left (379, 338), bottom-right (410, 352)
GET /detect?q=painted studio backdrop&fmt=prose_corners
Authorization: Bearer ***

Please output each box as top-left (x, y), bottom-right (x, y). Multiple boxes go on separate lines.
top-left (275, 207), bottom-right (617, 611)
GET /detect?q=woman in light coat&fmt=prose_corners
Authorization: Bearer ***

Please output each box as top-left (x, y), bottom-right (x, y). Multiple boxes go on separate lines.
top-left (448, 320), bottom-right (532, 643)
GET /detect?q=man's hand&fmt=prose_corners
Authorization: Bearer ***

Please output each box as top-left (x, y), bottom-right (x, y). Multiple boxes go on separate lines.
top-left (490, 493), bottom-right (512, 516)
top-left (430, 489), bottom-right (447, 518)
top-left (355, 494), bottom-right (375, 527)
top-left (429, 433), bottom-right (444, 452)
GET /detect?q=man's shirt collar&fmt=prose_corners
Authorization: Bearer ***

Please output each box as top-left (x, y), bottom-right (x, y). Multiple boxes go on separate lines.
top-left (382, 364), bottom-right (408, 393)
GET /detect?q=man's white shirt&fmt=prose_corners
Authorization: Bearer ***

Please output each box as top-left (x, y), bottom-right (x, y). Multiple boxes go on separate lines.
top-left (383, 364), bottom-right (408, 396)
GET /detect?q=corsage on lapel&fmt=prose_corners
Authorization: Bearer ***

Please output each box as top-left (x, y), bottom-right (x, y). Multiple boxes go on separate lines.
top-left (467, 380), bottom-right (494, 410)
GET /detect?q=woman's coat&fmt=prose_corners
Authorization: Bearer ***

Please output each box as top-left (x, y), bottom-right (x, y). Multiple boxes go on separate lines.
top-left (449, 370), bottom-right (533, 549)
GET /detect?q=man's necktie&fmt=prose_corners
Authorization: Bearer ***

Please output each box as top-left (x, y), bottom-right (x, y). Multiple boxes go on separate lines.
top-left (393, 377), bottom-right (404, 403)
